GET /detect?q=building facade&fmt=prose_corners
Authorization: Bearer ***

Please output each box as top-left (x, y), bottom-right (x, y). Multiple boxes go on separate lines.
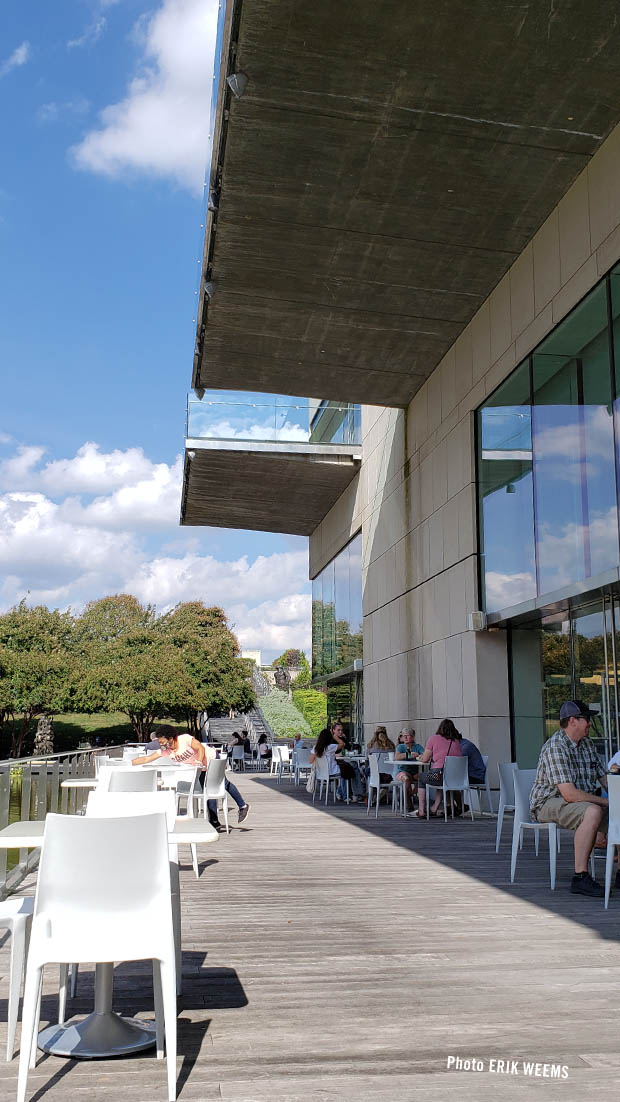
top-left (309, 121), bottom-right (620, 775)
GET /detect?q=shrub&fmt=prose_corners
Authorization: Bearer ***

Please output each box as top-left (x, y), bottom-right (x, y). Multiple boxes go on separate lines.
top-left (292, 689), bottom-right (327, 738)
top-left (259, 690), bottom-right (311, 739)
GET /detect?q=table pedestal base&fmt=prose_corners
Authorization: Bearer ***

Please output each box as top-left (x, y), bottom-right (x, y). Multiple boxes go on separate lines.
top-left (38, 1012), bottom-right (156, 1058)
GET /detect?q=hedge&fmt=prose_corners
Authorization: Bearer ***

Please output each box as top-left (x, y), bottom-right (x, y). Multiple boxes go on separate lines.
top-left (292, 689), bottom-right (327, 738)
top-left (258, 690), bottom-right (311, 738)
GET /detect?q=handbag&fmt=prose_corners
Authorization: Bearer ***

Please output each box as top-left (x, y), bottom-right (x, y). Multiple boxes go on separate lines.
top-left (305, 763), bottom-right (316, 794)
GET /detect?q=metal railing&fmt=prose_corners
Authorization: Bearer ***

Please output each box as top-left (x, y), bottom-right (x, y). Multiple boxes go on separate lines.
top-left (0, 746), bottom-right (125, 899)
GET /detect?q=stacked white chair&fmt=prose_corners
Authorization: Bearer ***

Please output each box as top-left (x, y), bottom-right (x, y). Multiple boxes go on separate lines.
top-left (17, 812), bottom-right (177, 1102)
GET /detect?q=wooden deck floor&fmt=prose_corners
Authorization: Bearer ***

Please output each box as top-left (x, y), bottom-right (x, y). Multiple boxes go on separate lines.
top-left (0, 773), bottom-right (620, 1101)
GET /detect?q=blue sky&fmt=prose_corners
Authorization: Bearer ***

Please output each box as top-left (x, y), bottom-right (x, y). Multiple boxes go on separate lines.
top-left (0, 0), bottom-right (310, 663)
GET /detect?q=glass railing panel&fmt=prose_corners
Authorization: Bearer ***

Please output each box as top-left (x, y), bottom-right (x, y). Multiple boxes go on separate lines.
top-left (186, 393), bottom-right (361, 446)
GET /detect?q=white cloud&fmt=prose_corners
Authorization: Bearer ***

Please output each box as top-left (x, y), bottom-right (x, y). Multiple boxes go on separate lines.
top-left (0, 438), bottom-right (311, 656)
top-left (0, 42), bottom-right (30, 79)
top-left (67, 17), bottom-right (106, 50)
top-left (71, 0), bottom-right (218, 193)
top-left (37, 98), bottom-right (90, 124)
top-left (485, 571), bottom-right (536, 611)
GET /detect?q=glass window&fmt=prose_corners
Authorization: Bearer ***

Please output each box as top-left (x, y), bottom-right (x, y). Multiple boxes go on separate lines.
top-left (311, 533), bottom-right (363, 679)
top-left (478, 362), bottom-right (536, 612)
top-left (532, 283), bottom-right (617, 594)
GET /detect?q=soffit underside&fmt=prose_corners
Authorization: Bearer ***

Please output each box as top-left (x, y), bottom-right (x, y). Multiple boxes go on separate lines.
top-left (195, 0), bottom-right (620, 407)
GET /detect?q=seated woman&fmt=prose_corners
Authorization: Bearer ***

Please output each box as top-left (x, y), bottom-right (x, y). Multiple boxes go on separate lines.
top-left (310, 727), bottom-right (361, 802)
top-left (366, 726), bottom-right (396, 789)
top-left (414, 719), bottom-right (463, 818)
top-left (257, 732), bottom-right (272, 763)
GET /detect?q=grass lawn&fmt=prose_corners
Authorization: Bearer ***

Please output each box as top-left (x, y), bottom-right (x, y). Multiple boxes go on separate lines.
top-left (21, 713), bottom-right (188, 752)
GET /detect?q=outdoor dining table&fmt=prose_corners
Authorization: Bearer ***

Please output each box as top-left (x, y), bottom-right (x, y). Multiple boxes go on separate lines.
top-left (0, 815), bottom-right (218, 1059)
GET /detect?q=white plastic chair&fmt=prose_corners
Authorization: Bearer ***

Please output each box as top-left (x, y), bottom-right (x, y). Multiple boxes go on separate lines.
top-left (270, 746), bottom-right (281, 775)
top-left (468, 754), bottom-right (493, 814)
top-left (0, 897), bottom-right (33, 1060)
top-left (426, 757), bottom-right (474, 821)
top-left (276, 746), bottom-right (292, 784)
top-left (604, 774), bottom-right (620, 908)
top-left (495, 762), bottom-right (517, 851)
top-left (313, 756), bottom-right (349, 804)
top-left (510, 768), bottom-right (557, 889)
top-left (194, 758), bottom-right (230, 833)
top-left (294, 748), bottom-right (312, 786)
top-left (108, 769), bottom-right (158, 793)
top-left (231, 746), bottom-right (245, 772)
top-left (367, 754), bottom-right (404, 818)
top-left (17, 813), bottom-right (177, 1102)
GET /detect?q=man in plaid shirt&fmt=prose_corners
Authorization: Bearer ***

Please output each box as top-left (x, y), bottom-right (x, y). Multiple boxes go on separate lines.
top-left (530, 700), bottom-right (608, 897)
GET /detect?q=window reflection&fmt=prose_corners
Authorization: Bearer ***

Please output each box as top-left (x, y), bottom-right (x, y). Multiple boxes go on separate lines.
top-left (478, 364), bottom-right (536, 612)
top-left (478, 279), bottom-right (620, 613)
top-left (311, 532), bottom-right (363, 679)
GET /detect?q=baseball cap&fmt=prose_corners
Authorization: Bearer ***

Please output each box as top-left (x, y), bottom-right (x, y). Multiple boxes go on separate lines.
top-left (559, 699), bottom-right (593, 721)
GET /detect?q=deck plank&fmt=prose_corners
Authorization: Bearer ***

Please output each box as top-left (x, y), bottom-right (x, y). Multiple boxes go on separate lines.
top-left (0, 774), bottom-right (619, 1100)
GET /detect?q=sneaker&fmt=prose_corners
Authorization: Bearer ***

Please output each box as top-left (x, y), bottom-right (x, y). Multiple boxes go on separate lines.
top-left (238, 804), bottom-right (250, 824)
top-left (210, 822), bottom-right (226, 833)
top-left (570, 872), bottom-right (604, 897)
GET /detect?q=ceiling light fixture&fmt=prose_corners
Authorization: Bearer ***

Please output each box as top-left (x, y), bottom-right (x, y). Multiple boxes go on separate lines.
top-left (226, 71), bottom-right (248, 98)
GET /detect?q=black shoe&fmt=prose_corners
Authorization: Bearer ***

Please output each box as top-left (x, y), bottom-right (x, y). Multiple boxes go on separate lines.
top-left (210, 821), bottom-right (226, 833)
top-left (238, 804), bottom-right (250, 824)
top-left (615, 869), bottom-right (620, 890)
top-left (570, 872), bottom-right (604, 897)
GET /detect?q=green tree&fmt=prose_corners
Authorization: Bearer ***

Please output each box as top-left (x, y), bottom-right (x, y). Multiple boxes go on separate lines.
top-left (157, 602), bottom-right (255, 733)
top-left (0, 602), bottom-right (76, 757)
top-left (272, 649), bottom-right (305, 669)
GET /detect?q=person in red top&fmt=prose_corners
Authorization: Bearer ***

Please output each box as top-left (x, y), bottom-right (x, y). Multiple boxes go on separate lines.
top-left (414, 719), bottom-right (463, 818)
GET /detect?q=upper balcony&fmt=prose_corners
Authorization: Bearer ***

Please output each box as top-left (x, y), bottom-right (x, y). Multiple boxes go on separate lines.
top-left (180, 393), bottom-right (361, 535)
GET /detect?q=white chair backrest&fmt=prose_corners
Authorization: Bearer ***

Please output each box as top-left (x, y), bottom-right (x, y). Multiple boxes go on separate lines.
top-left (86, 789), bottom-right (177, 830)
top-left (271, 746), bottom-right (282, 763)
top-left (94, 755), bottom-right (110, 776)
top-left (498, 762), bottom-right (516, 804)
top-left (369, 751), bottom-right (391, 766)
top-left (512, 767), bottom-right (537, 824)
top-left (606, 774), bottom-right (620, 832)
top-left (279, 746), bottom-right (291, 762)
top-left (108, 769), bottom-right (157, 793)
top-left (296, 748), bottom-right (312, 767)
top-left (315, 756), bottom-right (332, 782)
top-left (35, 813), bottom-right (171, 959)
top-left (481, 754), bottom-right (489, 776)
top-left (442, 756), bottom-right (469, 787)
top-left (368, 755), bottom-right (383, 786)
top-left (231, 745), bottom-right (244, 761)
top-left (204, 756), bottom-right (227, 798)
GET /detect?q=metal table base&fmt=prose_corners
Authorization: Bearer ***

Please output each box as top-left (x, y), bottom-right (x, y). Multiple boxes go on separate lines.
top-left (37, 963), bottom-right (156, 1059)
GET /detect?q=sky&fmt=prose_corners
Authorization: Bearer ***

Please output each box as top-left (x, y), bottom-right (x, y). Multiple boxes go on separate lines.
top-left (0, 0), bottom-right (310, 663)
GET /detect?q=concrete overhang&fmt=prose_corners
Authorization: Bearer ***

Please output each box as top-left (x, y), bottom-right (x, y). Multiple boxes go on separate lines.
top-left (194, 0), bottom-right (620, 408)
top-left (181, 439), bottom-right (361, 535)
